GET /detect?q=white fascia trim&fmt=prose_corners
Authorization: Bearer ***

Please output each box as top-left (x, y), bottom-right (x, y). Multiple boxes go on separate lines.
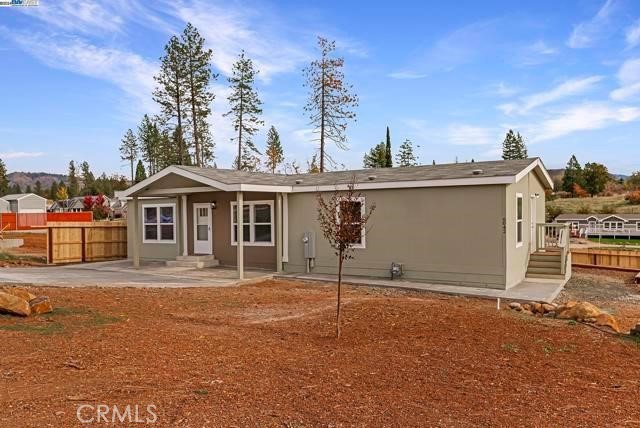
top-left (600, 215), bottom-right (628, 223)
top-left (121, 166), bottom-right (233, 196)
top-left (140, 186), bottom-right (217, 196)
top-left (514, 159), bottom-right (554, 190)
top-left (290, 175), bottom-right (515, 193)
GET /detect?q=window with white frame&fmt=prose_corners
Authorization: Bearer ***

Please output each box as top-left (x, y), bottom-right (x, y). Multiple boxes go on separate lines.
top-left (516, 194), bottom-right (523, 247)
top-left (143, 204), bottom-right (176, 243)
top-left (231, 200), bottom-right (274, 246)
top-left (602, 221), bottom-right (624, 231)
top-left (337, 197), bottom-right (366, 249)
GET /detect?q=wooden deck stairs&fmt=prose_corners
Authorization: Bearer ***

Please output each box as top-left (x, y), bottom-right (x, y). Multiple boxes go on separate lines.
top-left (526, 249), bottom-right (565, 280)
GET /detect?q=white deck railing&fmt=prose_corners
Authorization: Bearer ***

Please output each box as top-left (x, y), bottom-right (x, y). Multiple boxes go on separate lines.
top-left (536, 223), bottom-right (570, 274)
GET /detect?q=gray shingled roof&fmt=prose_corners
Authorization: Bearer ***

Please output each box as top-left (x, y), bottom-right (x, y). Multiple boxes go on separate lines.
top-left (556, 213), bottom-right (640, 221)
top-left (175, 158), bottom-right (540, 187)
top-left (1, 193), bottom-right (44, 201)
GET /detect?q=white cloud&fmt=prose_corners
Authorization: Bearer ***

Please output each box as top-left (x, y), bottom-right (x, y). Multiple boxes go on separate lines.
top-left (567, 0), bottom-right (616, 49)
top-left (21, 0), bottom-right (124, 34)
top-left (0, 151), bottom-right (45, 159)
top-left (626, 19), bottom-right (640, 48)
top-left (447, 124), bottom-right (497, 146)
top-left (529, 40), bottom-right (558, 56)
top-left (388, 71), bottom-right (428, 80)
top-left (517, 40), bottom-right (559, 66)
top-left (5, 32), bottom-right (158, 118)
top-left (610, 58), bottom-right (640, 100)
top-left (491, 82), bottom-right (519, 97)
top-left (165, 0), bottom-right (311, 81)
top-left (531, 102), bottom-right (640, 141)
top-left (499, 76), bottom-right (603, 115)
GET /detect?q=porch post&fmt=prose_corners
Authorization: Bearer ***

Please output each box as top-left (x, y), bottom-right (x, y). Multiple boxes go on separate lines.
top-left (132, 196), bottom-right (140, 268)
top-left (237, 191), bottom-right (244, 279)
top-left (275, 193), bottom-right (283, 273)
top-left (181, 195), bottom-right (188, 257)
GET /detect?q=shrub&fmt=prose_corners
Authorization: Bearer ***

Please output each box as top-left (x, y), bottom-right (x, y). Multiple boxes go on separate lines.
top-left (576, 204), bottom-right (590, 214)
top-left (626, 190), bottom-right (640, 205)
top-left (546, 205), bottom-right (563, 222)
top-left (545, 189), bottom-right (556, 201)
top-left (599, 204), bottom-right (617, 214)
top-left (602, 181), bottom-right (625, 196)
top-left (573, 183), bottom-right (589, 198)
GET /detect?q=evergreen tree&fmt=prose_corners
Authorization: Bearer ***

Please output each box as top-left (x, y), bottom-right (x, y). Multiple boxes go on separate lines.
top-left (181, 23), bottom-right (216, 167)
top-left (583, 162), bottom-right (609, 196)
top-left (233, 144), bottom-right (261, 172)
top-left (224, 51), bottom-right (263, 170)
top-left (12, 183), bottom-right (22, 194)
top-left (502, 130), bottom-right (528, 160)
top-left (135, 160), bottom-right (147, 183)
top-left (120, 129), bottom-right (138, 183)
top-left (49, 181), bottom-right (59, 200)
top-left (153, 35), bottom-right (189, 165)
top-left (138, 115), bottom-right (162, 175)
top-left (385, 126), bottom-right (392, 167)
top-left (515, 132), bottom-right (528, 159)
top-left (55, 183), bottom-right (69, 201)
top-left (80, 161), bottom-right (95, 194)
top-left (25, 185), bottom-right (32, 194)
top-left (303, 37), bottom-right (358, 172)
top-left (307, 154), bottom-right (320, 173)
top-left (264, 126), bottom-right (284, 173)
top-left (363, 142), bottom-right (388, 168)
top-left (0, 158), bottom-right (8, 196)
top-left (67, 160), bottom-right (80, 197)
top-left (562, 155), bottom-right (584, 194)
top-left (396, 139), bottom-right (418, 167)
top-left (34, 180), bottom-right (42, 197)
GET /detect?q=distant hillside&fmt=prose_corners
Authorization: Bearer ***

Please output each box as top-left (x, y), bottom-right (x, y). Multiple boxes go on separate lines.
top-left (8, 172), bottom-right (67, 191)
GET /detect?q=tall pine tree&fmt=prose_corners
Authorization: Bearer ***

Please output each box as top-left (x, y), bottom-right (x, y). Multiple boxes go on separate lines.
top-left (363, 142), bottom-right (388, 168)
top-left (120, 129), bottom-right (138, 182)
top-left (154, 35), bottom-right (190, 165)
top-left (502, 130), bottom-right (528, 160)
top-left (385, 126), bottom-right (392, 167)
top-left (264, 126), bottom-right (284, 173)
top-left (80, 161), bottom-right (95, 195)
top-left (224, 51), bottom-right (264, 170)
top-left (0, 158), bottom-right (8, 196)
top-left (138, 115), bottom-right (162, 175)
top-left (67, 160), bottom-right (80, 197)
top-left (303, 37), bottom-right (358, 172)
top-left (182, 23), bottom-right (216, 167)
top-left (135, 160), bottom-right (147, 183)
top-left (562, 155), bottom-right (584, 194)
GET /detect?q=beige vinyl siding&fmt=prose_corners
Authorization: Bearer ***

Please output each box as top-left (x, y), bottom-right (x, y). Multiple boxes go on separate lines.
top-left (127, 197), bottom-right (180, 261)
top-left (504, 172), bottom-right (546, 288)
top-left (285, 185), bottom-right (507, 289)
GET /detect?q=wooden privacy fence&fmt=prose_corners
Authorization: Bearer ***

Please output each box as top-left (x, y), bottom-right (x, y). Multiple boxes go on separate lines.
top-left (0, 212), bottom-right (93, 231)
top-left (45, 221), bottom-right (127, 264)
top-left (572, 248), bottom-right (640, 271)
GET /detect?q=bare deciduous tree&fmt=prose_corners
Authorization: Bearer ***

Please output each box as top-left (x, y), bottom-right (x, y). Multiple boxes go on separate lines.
top-left (317, 177), bottom-right (375, 338)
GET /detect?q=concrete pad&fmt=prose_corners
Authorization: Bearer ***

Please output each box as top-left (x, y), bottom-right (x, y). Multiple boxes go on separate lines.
top-left (0, 260), bottom-right (273, 288)
top-left (277, 273), bottom-right (567, 303)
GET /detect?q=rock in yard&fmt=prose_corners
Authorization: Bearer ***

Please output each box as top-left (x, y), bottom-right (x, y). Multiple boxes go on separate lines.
top-left (509, 302), bottom-right (522, 310)
top-left (595, 313), bottom-right (621, 333)
top-left (543, 311), bottom-right (556, 318)
top-left (2, 287), bottom-right (36, 302)
top-left (533, 303), bottom-right (543, 314)
top-left (0, 291), bottom-right (31, 316)
top-left (630, 325), bottom-right (640, 336)
top-left (542, 303), bottom-right (556, 313)
top-left (29, 296), bottom-right (53, 315)
top-left (522, 303), bottom-right (532, 312)
top-left (521, 309), bottom-right (534, 316)
top-left (556, 301), bottom-right (601, 320)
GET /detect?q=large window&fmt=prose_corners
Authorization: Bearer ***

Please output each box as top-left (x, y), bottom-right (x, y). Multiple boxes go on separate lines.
top-left (231, 200), bottom-right (274, 246)
top-left (143, 204), bottom-right (176, 243)
top-left (603, 221), bottom-right (624, 231)
top-left (516, 193), bottom-right (523, 248)
top-left (337, 197), bottom-right (366, 249)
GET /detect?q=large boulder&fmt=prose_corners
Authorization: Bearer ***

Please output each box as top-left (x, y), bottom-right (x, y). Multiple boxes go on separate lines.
top-left (29, 296), bottom-right (53, 315)
top-left (2, 287), bottom-right (36, 302)
top-left (595, 313), bottom-right (621, 333)
top-left (0, 291), bottom-right (31, 316)
top-left (556, 301), bottom-right (601, 321)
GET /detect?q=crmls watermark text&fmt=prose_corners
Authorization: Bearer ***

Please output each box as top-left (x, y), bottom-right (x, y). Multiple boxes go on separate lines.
top-left (76, 404), bottom-right (158, 424)
top-left (0, 0), bottom-right (39, 7)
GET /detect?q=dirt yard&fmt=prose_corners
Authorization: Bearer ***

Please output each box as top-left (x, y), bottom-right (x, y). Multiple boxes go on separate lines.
top-left (0, 231), bottom-right (47, 266)
top-left (1, 276), bottom-right (639, 427)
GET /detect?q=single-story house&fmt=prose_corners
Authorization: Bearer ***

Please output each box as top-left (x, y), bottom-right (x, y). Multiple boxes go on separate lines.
top-left (555, 213), bottom-right (640, 238)
top-left (49, 195), bottom-right (112, 213)
top-left (0, 198), bottom-right (9, 213)
top-left (120, 157), bottom-right (565, 289)
top-left (1, 193), bottom-right (47, 213)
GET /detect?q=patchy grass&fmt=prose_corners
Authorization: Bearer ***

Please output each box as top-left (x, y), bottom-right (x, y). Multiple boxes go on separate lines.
top-left (0, 251), bottom-right (47, 264)
top-left (501, 343), bottom-right (520, 353)
top-left (0, 306), bottom-right (122, 336)
top-left (549, 194), bottom-right (640, 214)
top-left (0, 321), bottom-right (64, 335)
top-left (587, 237), bottom-right (640, 247)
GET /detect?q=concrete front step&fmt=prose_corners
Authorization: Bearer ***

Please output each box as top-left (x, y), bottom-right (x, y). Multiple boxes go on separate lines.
top-left (176, 255), bottom-right (217, 262)
top-left (167, 254), bottom-right (219, 269)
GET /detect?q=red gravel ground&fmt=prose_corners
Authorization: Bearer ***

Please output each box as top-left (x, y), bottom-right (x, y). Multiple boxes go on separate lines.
top-left (1, 279), bottom-right (639, 427)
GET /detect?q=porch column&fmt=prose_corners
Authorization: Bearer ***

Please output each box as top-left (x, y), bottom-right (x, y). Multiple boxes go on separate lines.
top-left (181, 195), bottom-right (188, 257)
top-left (236, 191), bottom-right (244, 279)
top-left (132, 196), bottom-right (140, 268)
top-left (275, 193), bottom-right (283, 273)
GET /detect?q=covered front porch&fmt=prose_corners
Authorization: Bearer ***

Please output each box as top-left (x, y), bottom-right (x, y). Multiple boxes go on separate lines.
top-left (121, 166), bottom-right (290, 279)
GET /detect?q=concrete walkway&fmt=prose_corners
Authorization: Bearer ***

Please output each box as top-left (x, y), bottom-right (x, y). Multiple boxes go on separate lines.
top-left (278, 273), bottom-right (567, 303)
top-left (0, 260), bottom-right (273, 288)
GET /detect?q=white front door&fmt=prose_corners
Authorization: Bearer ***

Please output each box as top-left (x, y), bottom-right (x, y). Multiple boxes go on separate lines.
top-left (530, 195), bottom-right (537, 252)
top-left (193, 203), bottom-right (212, 254)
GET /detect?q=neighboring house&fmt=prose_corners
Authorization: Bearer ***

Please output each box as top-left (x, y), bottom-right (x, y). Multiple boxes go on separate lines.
top-left (120, 158), bottom-right (562, 289)
top-left (49, 196), bottom-right (112, 213)
top-left (1, 193), bottom-right (47, 213)
top-left (555, 213), bottom-right (640, 238)
top-left (0, 198), bottom-right (9, 213)
top-left (110, 198), bottom-right (127, 219)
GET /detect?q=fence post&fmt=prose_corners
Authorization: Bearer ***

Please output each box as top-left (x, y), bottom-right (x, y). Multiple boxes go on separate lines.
top-left (47, 227), bottom-right (53, 264)
top-left (81, 226), bottom-right (86, 263)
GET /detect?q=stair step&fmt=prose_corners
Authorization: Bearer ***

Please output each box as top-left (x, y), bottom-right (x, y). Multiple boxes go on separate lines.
top-left (176, 255), bottom-right (217, 262)
top-left (166, 259), bottom-right (219, 269)
top-left (526, 273), bottom-right (566, 280)
top-left (528, 260), bottom-right (562, 269)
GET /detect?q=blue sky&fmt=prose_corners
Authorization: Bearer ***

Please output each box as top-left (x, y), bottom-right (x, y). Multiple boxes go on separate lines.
top-left (1, 0), bottom-right (640, 176)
